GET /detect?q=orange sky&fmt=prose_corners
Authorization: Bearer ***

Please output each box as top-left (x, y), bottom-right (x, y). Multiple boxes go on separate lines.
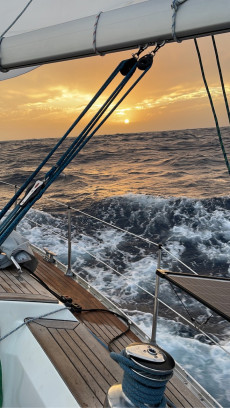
top-left (0, 33), bottom-right (229, 141)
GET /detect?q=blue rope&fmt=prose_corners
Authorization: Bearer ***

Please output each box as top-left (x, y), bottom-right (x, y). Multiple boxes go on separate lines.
top-left (0, 57), bottom-right (153, 245)
top-left (111, 351), bottom-right (173, 408)
top-left (0, 60), bottom-right (125, 222)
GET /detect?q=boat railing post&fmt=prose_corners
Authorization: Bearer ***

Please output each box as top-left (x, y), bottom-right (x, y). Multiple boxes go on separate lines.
top-left (150, 243), bottom-right (162, 345)
top-left (66, 205), bottom-right (73, 276)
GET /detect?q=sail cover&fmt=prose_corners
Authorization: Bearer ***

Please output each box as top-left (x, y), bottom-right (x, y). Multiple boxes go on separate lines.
top-left (157, 269), bottom-right (230, 322)
top-left (0, 0), bottom-right (230, 74)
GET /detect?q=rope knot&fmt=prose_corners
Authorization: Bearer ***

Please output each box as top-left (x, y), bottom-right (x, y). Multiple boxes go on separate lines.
top-left (171, 0), bottom-right (188, 43)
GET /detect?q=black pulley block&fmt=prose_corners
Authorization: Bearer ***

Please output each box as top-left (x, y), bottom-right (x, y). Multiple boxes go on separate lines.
top-left (137, 54), bottom-right (153, 70)
top-left (120, 58), bottom-right (137, 76)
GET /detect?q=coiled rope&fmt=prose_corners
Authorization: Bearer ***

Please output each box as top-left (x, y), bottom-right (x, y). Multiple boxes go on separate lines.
top-left (111, 350), bottom-right (173, 408)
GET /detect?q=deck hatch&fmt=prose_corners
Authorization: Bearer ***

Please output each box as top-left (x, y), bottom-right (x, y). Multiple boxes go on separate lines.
top-left (157, 269), bottom-right (230, 322)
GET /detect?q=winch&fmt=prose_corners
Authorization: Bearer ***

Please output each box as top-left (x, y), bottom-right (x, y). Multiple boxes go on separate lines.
top-left (104, 342), bottom-right (175, 408)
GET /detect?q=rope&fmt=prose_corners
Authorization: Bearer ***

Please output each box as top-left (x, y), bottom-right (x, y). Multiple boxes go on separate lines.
top-left (212, 35), bottom-right (230, 124)
top-left (0, 306), bottom-right (67, 343)
top-left (194, 38), bottom-right (230, 176)
top-left (111, 350), bottom-right (172, 408)
top-left (0, 0), bottom-right (34, 72)
top-left (93, 12), bottom-right (103, 56)
top-left (0, 53), bottom-right (154, 243)
top-left (0, 60), bottom-right (125, 222)
top-left (0, 0), bottom-right (33, 39)
top-left (171, 0), bottom-right (188, 43)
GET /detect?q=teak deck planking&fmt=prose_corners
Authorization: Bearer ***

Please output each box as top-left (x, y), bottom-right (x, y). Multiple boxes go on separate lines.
top-left (33, 253), bottom-right (207, 408)
top-left (1, 253), bottom-right (209, 407)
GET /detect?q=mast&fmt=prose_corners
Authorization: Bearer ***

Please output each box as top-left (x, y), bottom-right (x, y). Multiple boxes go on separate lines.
top-left (1, 0), bottom-right (230, 71)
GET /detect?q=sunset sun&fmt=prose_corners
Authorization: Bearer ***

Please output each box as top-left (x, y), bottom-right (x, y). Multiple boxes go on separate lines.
top-left (124, 119), bottom-right (130, 124)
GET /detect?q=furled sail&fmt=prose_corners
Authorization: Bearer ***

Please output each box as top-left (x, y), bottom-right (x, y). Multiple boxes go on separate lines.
top-left (0, 0), bottom-right (230, 74)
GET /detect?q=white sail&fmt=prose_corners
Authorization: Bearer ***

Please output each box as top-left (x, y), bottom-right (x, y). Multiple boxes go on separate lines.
top-left (0, 0), bottom-right (230, 72)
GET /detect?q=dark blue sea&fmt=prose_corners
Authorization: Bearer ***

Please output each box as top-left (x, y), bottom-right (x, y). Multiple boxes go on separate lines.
top-left (0, 127), bottom-right (230, 406)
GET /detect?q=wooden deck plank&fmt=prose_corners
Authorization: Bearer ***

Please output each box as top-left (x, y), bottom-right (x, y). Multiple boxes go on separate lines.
top-left (0, 266), bottom-right (58, 303)
top-left (57, 328), bottom-right (112, 396)
top-left (49, 328), bottom-right (106, 404)
top-left (0, 292), bottom-right (58, 302)
top-left (29, 320), bottom-right (102, 408)
top-left (0, 284), bottom-right (6, 292)
top-left (16, 273), bottom-right (42, 294)
top-left (168, 376), bottom-right (204, 408)
top-left (81, 311), bottom-right (134, 349)
top-left (28, 318), bottom-right (123, 407)
top-left (68, 327), bottom-right (122, 382)
top-left (3, 269), bottom-right (35, 294)
top-left (165, 386), bottom-right (187, 408)
top-left (0, 272), bottom-right (22, 293)
top-left (77, 312), bottom-right (126, 352)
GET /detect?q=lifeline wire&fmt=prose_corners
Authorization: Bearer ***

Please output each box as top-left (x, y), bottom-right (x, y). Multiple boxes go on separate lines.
top-left (0, 307), bottom-right (67, 343)
top-left (12, 212), bottom-right (230, 354)
top-left (21, 214), bottom-right (230, 355)
top-left (194, 38), bottom-right (230, 175)
top-left (171, 0), bottom-right (188, 43)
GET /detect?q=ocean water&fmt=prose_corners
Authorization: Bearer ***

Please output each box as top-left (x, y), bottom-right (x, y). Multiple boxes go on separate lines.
top-left (0, 127), bottom-right (230, 406)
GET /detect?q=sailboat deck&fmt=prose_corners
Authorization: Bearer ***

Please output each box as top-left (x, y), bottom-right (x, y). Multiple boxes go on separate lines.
top-left (32, 253), bottom-right (210, 408)
top-left (1, 253), bottom-right (213, 407)
top-left (0, 265), bottom-right (58, 303)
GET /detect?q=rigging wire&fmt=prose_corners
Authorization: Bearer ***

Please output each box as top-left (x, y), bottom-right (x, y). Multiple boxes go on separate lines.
top-left (168, 281), bottom-right (213, 331)
top-left (0, 48), bottom-right (158, 245)
top-left (211, 35), bottom-right (230, 124)
top-left (0, 0), bottom-right (33, 39)
top-left (0, 60), bottom-right (127, 220)
top-left (194, 38), bottom-right (230, 176)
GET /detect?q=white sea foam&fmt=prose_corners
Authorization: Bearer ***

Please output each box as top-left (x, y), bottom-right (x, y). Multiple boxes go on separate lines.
top-left (16, 196), bottom-right (230, 407)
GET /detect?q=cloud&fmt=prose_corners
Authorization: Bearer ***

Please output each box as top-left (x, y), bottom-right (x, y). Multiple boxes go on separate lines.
top-left (134, 86), bottom-right (230, 111)
top-left (0, 82), bottom-right (229, 126)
